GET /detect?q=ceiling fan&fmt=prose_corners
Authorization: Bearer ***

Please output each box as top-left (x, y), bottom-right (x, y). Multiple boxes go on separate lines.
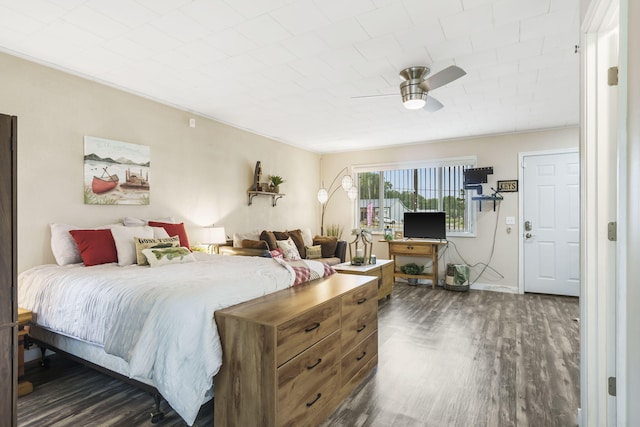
top-left (354, 65), bottom-right (466, 112)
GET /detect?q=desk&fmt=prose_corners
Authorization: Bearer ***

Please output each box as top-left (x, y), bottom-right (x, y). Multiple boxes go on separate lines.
top-left (386, 240), bottom-right (447, 289)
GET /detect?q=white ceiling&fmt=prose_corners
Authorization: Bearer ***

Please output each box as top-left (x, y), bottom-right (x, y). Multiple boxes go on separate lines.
top-left (0, 0), bottom-right (580, 153)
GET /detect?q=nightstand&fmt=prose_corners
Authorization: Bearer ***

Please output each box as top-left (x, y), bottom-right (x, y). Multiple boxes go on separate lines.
top-left (17, 307), bottom-right (33, 397)
top-left (333, 259), bottom-right (395, 300)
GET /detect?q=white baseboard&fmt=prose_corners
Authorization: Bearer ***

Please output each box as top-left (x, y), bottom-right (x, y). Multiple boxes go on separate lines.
top-left (469, 282), bottom-right (519, 294)
top-left (396, 278), bottom-right (520, 294)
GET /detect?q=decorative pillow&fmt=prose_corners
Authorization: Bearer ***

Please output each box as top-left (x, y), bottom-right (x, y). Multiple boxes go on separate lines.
top-left (300, 228), bottom-right (314, 247)
top-left (305, 245), bottom-right (323, 260)
top-left (134, 236), bottom-right (180, 265)
top-left (142, 246), bottom-right (195, 267)
top-left (277, 237), bottom-right (301, 260)
top-left (286, 229), bottom-right (306, 259)
top-left (260, 230), bottom-right (278, 250)
top-left (269, 248), bottom-right (284, 259)
top-left (273, 231), bottom-right (289, 241)
top-left (313, 236), bottom-right (338, 258)
top-left (148, 221), bottom-right (191, 249)
top-left (69, 229), bottom-right (118, 266)
top-left (241, 239), bottom-right (269, 250)
top-left (152, 227), bottom-right (170, 239)
top-left (232, 230), bottom-right (261, 248)
top-left (50, 223), bottom-right (119, 266)
top-left (110, 225), bottom-right (154, 266)
top-left (123, 216), bottom-right (175, 227)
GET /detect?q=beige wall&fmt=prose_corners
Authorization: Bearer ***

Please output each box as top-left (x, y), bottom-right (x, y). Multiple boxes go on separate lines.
top-left (1, 48), bottom-right (579, 287)
top-left (0, 52), bottom-right (320, 272)
top-left (320, 127), bottom-right (579, 291)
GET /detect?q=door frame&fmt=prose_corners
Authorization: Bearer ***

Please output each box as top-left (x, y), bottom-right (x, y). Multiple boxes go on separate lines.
top-left (517, 147), bottom-right (580, 295)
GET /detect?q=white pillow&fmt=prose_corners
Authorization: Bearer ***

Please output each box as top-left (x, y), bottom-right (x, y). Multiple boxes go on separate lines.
top-left (300, 228), bottom-right (314, 247)
top-left (110, 225), bottom-right (154, 266)
top-left (123, 216), bottom-right (175, 227)
top-left (50, 223), bottom-right (119, 266)
top-left (142, 247), bottom-right (195, 267)
top-left (152, 227), bottom-right (170, 239)
top-left (232, 230), bottom-right (261, 248)
top-left (277, 237), bottom-right (301, 260)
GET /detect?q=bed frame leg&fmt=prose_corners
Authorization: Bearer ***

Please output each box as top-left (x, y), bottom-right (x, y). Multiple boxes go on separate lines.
top-left (39, 346), bottom-right (49, 368)
top-left (150, 393), bottom-right (165, 424)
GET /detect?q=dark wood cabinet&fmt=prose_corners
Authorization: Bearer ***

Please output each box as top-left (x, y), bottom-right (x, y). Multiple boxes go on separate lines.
top-left (0, 114), bottom-right (17, 427)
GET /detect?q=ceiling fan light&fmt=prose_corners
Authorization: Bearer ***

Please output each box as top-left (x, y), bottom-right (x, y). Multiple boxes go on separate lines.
top-left (403, 98), bottom-right (426, 110)
top-left (400, 80), bottom-right (428, 110)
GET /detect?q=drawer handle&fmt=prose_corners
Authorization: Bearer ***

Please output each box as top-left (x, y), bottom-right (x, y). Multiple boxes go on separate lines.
top-left (306, 393), bottom-right (322, 407)
top-left (307, 358), bottom-right (322, 370)
top-left (357, 324), bottom-right (366, 333)
top-left (356, 351), bottom-right (367, 361)
top-left (357, 297), bottom-right (367, 305)
top-left (305, 322), bottom-right (320, 333)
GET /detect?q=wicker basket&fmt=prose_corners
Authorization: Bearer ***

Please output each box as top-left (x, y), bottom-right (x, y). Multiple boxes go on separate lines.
top-left (444, 264), bottom-right (470, 292)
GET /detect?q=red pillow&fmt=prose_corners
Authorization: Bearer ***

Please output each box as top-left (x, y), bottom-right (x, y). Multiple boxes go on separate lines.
top-left (148, 221), bottom-right (191, 249)
top-left (69, 229), bottom-right (118, 266)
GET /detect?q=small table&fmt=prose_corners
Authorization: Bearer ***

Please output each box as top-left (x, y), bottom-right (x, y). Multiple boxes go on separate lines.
top-left (333, 259), bottom-right (395, 300)
top-left (386, 240), bottom-right (447, 288)
top-left (17, 308), bottom-right (34, 397)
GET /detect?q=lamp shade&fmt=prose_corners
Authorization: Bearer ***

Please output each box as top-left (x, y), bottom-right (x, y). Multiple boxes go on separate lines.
top-left (347, 186), bottom-right (358, 200)
top-left (203, 226), bottom-right (226, 244)
top-left (341, 175), bottom-right (353, 190)
top-left (317, 188), bottom-right (329, 204)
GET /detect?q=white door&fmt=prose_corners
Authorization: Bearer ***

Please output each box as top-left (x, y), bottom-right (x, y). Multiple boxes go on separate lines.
top-left (522, 151), bottom-right (580, 296)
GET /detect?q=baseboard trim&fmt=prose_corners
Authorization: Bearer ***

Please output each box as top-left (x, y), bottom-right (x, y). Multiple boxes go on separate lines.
top-left (469, 282), bottom-right (519, 294)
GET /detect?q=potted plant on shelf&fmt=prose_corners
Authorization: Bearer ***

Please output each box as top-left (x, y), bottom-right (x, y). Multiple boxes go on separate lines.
top-left (268, 175), bottom-right (285, 193)
top-left (400, 263), bottom-right (424, 285)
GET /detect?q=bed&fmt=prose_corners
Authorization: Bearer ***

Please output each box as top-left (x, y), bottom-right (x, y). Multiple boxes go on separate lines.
top-left (18, 251), bottom-right (335, 425)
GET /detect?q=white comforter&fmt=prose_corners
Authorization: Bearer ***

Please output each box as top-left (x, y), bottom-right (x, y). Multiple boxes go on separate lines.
top-left (18, 253), bottom-right (329, 425)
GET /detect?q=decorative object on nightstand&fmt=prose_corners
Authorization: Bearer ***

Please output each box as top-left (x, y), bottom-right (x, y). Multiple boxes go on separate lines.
top-left (349, 228), bottom-right (372, 265)
top-left (17, 307), bottom-right (34, 397)
top-left (317, 166), bottom-right (357, 236)
top-left (202, 226), bottom-right (227, 254)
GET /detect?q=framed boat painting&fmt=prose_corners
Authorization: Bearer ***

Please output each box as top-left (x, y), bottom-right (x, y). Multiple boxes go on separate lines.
top-left (83, 136), bottom-right (150, 205)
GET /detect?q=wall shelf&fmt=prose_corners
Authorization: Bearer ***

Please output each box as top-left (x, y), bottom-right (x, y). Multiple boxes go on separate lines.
top-left (472, 195), bottom-right (503, 211)
top-left (247, 191), bottom-right (284, 207)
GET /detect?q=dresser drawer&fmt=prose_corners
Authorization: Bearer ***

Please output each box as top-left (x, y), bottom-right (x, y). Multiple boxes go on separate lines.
top-left (341, 330), bottom-right (378, 387)
top-left (277, 299), bottom-right (341, 366)
top-left (341, 298), bottom-right (377, 351)
top-left (389, 242), bottom-right (433, 256)
top-left (342, 280), bottom-right (377, 313)
top-left (277, 332), bottom-right (340, 426)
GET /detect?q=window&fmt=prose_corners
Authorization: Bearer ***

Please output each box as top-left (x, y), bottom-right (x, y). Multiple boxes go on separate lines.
top-left (354, 158), bottom-right (476, 237)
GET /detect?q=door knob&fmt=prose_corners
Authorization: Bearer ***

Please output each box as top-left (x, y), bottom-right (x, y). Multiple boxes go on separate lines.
top-left (525, 232), bottom-right (532, 239)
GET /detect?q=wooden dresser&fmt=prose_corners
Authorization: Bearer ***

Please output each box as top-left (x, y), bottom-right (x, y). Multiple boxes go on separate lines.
top-left (214, 274), bottom-right (378, 426)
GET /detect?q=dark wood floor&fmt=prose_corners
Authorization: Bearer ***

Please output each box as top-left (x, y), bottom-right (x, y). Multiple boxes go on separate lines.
top-left (17, 284), bottom-right (580, 427)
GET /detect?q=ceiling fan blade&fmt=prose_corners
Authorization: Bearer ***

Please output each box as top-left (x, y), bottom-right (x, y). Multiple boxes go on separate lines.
top-left (352, 93), bottom-right (398, 99)
top-left (424, 96), bottom-right (444, 112)
top-left (419, 65), bottom-right (466, 91)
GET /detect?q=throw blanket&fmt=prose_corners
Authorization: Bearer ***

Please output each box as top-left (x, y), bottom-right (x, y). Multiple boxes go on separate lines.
top-left (18, 253), bottom-right (334, 425)
top-left (274, 258), bottom-right (336, 285)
